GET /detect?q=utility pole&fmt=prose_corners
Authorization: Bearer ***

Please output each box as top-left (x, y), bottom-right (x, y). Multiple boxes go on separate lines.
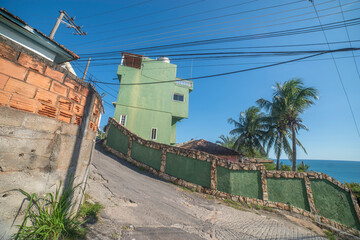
top-left (82, 58), bottom-right (91, 81)
top-left (49, 10), bottom-right (86, 39)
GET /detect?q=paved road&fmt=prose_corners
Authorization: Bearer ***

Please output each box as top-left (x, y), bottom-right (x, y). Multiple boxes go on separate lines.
top-left (86, 146), bottom-right (326, 240)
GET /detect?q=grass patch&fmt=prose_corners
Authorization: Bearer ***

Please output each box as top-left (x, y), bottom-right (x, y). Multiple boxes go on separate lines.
top-left (324, 230), bottom-right (336, 240)
top-left (255, 204), bottom-right (262, 210)
top-left (13, 178), bottom-right (86, 240)
top-left (223, 199), bottom-right (248, 211)
top-left (78, 194), bottom-right (104, 221)
top-left (263, 206), bottom-right (274, 212)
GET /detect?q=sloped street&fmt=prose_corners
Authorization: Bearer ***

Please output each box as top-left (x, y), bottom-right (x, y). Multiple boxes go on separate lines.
top-left (84, 146), bottom-right (327, 240)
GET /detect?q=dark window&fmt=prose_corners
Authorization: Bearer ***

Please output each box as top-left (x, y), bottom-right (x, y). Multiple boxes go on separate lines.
top-left (151, 128), bottom-right (157, 140)
top-left (173, 93), bottom-right (184, 102)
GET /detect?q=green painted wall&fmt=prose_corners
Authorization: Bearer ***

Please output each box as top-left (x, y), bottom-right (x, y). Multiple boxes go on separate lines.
top-left (113, 57), bottom-right (193, 144)
top-left (267, 178), bottom-right (309, 211)
top-left (216, 167), bottom-right (262, 199)
top-left (106, 124), bottom-right (129, 155)
top-left (165, 152), bottom-right (211, 188)
top-left (311, 179), bottom-right (360, 230)
top-left (131, 141), bottom-right (162, 170)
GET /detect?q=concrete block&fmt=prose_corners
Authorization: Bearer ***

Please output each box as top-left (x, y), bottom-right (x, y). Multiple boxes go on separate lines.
top-left (23, 113), bottom-right (61, 133)
top-left (0, 106), bottom-right (25, 127)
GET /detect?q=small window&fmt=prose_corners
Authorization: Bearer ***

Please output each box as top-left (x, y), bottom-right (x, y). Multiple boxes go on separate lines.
top-left (120, 115), bottom-right (127, 126)
top-left (151, 128), bottom-right (157, 140)
top-left (173, 93), bottom-right (184, 102)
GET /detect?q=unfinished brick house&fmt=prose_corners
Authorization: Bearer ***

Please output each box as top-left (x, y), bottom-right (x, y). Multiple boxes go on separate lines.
top-left (0, 8), bottom-right (103, 238)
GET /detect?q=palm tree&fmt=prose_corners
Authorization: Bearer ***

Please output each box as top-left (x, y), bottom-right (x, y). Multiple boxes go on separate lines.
top-left (216, 135), bottom-right (236, 149)
top-left (228, 106), bottom-right (267, 158)
top-left (259, 79), bottom-right (318, 171)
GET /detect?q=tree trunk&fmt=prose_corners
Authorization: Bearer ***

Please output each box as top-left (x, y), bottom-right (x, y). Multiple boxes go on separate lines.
top-left (292, 124), bottom-right (297, 171)
top-left (276, 152), bottom-right (280, 170)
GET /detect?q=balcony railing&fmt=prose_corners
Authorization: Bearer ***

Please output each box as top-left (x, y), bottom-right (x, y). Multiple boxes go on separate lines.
top-left (175, 79), bottom-right (193, 88)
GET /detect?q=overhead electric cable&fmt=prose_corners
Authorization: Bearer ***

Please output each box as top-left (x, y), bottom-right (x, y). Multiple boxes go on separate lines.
top-left (78, 0), bottom-right (346, 49)
top-left (89, 48), bottom-right (359, 85)
top-left (311, 1), bottom-right (360, 137)
top-left (79, 17), bottom-right (360, 56)
top-left (86, 0), bottom-right (206, 28)
top-left (338, 0), bottom-right (360, 82)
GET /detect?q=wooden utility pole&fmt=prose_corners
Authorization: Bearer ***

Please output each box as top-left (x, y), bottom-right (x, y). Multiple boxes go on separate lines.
top-left (82, 58), bottom-right (91, 81)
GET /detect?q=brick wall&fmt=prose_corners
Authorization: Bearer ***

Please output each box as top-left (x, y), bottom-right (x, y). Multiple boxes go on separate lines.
top-left (0, 38), bottom-right (102, 131)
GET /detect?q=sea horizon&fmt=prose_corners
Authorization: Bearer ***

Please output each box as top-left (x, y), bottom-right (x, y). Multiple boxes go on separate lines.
top-left (274, 159), bottom-right (360, 184)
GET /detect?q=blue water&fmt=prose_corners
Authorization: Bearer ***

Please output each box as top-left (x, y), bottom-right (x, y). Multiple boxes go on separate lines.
top-left (278, 159), bottom-right (360, 184)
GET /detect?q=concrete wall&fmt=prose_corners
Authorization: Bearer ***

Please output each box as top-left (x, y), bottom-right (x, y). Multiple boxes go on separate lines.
top-left (0, 36), bottom-right (103, 238)
top-left (104, 117), bottom-right (360, 236)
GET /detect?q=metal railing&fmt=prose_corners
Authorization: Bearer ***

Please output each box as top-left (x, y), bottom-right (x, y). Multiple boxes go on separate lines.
top-left (175, 79), bottom-right (193, 88)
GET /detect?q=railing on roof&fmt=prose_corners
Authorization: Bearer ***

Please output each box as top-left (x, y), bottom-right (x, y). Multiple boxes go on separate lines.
top-left (175, 79), bottom-right (193, 88)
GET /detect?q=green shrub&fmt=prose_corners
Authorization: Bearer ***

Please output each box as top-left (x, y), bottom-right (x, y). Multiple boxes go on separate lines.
top-left (264, 163), bottom-right (276, 170)
top-left (297, 162), bottom-right (311, 172)
top-left (279, 163), bottom-right (292, 171)
top-left (79, 195), bottom-right (104, 221)
top-left (13, 178), bottom-right (85, 240)
top-left (345, 182), bottom-right (360, 205)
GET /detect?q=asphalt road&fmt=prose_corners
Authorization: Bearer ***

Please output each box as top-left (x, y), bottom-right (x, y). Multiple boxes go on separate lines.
top-left (85, 146), bottom-right (326, 240)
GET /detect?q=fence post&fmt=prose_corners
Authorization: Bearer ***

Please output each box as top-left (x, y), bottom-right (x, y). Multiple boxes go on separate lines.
top-left (160, 148), bottom-right (167, 173)
top-left (261, 170), bottom-right (268, 201)
top-left (210, 158), bottom-right (217, 191)
top-left (304, 175), bottom-right (317, 214)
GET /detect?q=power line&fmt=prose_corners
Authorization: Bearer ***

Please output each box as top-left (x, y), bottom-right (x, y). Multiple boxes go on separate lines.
top-left (86, 0), bottom-right (206, 28)
top-left (311, 1), bottom-right (360, 137)
top-left (338, 0), bottom-right (360, 82)
top-left (89, 48), bottom-right (359, 86)
top-left (79, 17), bottom-right (360, 57)
top-left (78, 0), bottom-right (153, 20)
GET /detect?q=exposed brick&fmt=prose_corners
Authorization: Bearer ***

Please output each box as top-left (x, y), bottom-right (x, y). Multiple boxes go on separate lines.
top-left (79, 86), bottom-right (89, 97)
top-left (58, 96), bottom-right (73, 111)
top-left (34, 89), bottom-right (58, 105)
top-left (74, 115), bottom-right (82, 125)
top-left (26, 71), bottom-right (52, 90)
top-left (0, 74), bottom-right (9, 89)
top-left (18, 52), bottom-right (45, 73)
top-left (0, 90), bottom-right (11, 106)
top-left (73, 103), bottom-right (84, 116)
top-left (0, 42), bottom-right (17, 61)
top-left (68, 89), bottom-right (81, 104)
top-left (38, 103), bottom-right (58, 118)
top-left (0, 58), bottom-right (27, 80)
top-left (64, 78), bottom-right (80, 91)
top-left (4, 78), bottom-right (36, 98)
top-left (58, 110), bottom-right (73, 123)
top-left (9, 94), bottom-right (37, 113)
top-left (80, 96), bottom-right (87, 106)
top-left (50, 81), bottom-right (68, 96)
top-left (45, 67), bottom-right (64, 82)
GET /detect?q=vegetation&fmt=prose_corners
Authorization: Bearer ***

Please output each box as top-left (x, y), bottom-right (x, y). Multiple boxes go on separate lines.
top-left (261, 79), bottom-right (318, 171)
top-left (215, 134), bottom-right (236, 149)
top-left (264, 162), bottom-right (311, 172)
top-left (14, 179), bottom-right (86, 240)
top-left (228, 106), bottom-right (268, 158)
top-left (79, 194), bottom-right (104, 221)
top-left (345, 182), bottom-right (360, 205)
top-left (297, 162), bottom-right (311, 172)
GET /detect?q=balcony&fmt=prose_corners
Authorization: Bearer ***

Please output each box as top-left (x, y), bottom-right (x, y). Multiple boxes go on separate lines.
top-left (175, 78), bottom-right (193, 89)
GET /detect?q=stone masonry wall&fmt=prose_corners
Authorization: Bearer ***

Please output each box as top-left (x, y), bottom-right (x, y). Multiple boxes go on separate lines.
top-left (104, 117), bottom-right (360, 236)
top-left (0, 36), bottom-right (103, 238)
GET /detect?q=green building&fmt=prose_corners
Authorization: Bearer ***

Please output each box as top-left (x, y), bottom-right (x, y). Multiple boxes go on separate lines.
top-left (112, 53), bottom-right (193, 145)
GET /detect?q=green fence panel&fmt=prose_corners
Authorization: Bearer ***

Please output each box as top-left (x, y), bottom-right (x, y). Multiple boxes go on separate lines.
top-left (131, 141), bottom-right (162, 170)
top-left (217, 166), bottom-right (262, 199)
top-left (165, 153), bottom-right (211, 188)
top-left (106, 124), bottom-right (129, 155)
top-left (311, 179), bottom-right (360, 230)
top-left (267, 178), bottom-right (309, 211)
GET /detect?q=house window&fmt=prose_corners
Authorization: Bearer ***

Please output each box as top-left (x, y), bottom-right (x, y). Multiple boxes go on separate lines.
top-left (151, 128), bottom-right (157, 140)
top-left (173, 93), bottom-right (184, 102)
top-left (120, 115), bottom-right (127, 126)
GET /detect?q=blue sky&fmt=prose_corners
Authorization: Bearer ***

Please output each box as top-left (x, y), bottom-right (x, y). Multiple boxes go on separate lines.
top-left (3, 0), bottom-right (360, 161)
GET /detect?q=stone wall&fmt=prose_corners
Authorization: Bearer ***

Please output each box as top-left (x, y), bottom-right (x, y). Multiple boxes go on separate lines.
top-left (104, 117), bottom-right (360, 236)
top-left (0, 36), bottom-right (103, 238)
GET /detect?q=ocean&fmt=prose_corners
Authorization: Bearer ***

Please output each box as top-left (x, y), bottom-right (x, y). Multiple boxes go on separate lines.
top-left (278, 159), bottom-right (360, 184)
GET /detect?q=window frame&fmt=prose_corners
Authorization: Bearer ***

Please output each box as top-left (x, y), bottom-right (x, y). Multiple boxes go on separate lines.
top-left (120, 114), bottom-right (127, 126)
top-left (150, 127), bottom-right (158, 140)
top-left (173, 93), bottom-right (185, 102)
